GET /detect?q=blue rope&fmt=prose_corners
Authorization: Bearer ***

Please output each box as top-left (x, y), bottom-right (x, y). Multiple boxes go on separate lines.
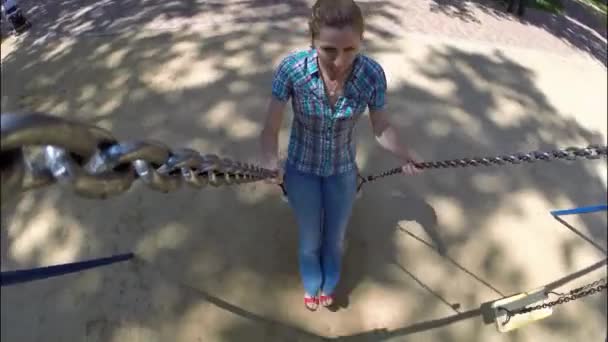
top-left (1, 205), bottom-right (604, 287)
top-left (550, 204), bottom-right (608, 217)
top-left (1, 252), bottom-right (134, 286)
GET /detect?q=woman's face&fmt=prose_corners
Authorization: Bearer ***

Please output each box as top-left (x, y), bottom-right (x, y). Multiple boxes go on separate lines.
top-left (314, 25), bottom-right (362, 80)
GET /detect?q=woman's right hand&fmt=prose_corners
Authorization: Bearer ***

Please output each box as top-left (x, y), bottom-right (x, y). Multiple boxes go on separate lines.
top-left (260, 157), bottom-right (284, 185)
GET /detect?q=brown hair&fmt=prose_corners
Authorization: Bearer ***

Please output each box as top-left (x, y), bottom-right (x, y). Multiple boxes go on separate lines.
top-left (309, 0), bottom-right (365, 43)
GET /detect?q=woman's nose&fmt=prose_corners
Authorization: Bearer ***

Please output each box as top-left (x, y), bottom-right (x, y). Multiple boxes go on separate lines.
top-left (334, 54), bottom-right (348, 69)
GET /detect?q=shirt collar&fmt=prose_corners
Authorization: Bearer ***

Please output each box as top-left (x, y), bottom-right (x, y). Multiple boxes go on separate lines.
top-left (306, 48), bottom-right (319, 75)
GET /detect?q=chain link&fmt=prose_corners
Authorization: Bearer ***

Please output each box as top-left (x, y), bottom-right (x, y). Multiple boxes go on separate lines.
top-left (3, 113), bottom-right (606, 323)
top-left (358, 143), bottom-right (607, 190)
top-left (2, 112), bottom-right (607, 201)
top-left (1, 112), bottom-right (277, 201)
top-left (549, 277), bottom-right (607, 297)
top-left (498, 278), bottom-right (607, 326)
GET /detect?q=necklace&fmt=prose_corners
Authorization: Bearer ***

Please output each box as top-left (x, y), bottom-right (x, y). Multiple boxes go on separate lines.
top-left (319, 60), bottom-right (352, 98)
top-left (327, 79), bottom-right (340, 96)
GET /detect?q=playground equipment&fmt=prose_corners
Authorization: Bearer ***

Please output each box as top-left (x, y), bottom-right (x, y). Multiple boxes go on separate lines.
top-left (1, 111), bottom-right (606, 333)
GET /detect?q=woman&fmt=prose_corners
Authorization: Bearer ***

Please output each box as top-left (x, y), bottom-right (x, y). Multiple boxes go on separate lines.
top-left (260, 0), bottom-right (422, 311)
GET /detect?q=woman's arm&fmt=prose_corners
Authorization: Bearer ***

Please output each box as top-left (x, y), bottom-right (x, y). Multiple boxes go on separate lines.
top-left (260, 98), bottom-right (288, 181)
top-left (369, 109), bottom-right (414, 160)
top-left (369, 109), bottom-right (422, 174)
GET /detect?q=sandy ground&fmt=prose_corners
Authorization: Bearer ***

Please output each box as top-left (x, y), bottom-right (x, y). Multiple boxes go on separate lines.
top-left (1, 1), bottom-right (607, 341)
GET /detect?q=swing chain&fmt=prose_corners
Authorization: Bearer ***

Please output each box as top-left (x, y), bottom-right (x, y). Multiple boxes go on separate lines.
top-left (359, 144), bottom-right (607, 188)
top-left (499, 278), bottom-right (607, 325)
top-left (1, 112), bottom-right (278, 201)
top-left (2, 112), bottom-right (607, 201)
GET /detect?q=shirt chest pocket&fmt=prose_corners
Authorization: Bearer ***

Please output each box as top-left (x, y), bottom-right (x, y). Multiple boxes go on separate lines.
top-left (337, 90), bottom-right (368, 118)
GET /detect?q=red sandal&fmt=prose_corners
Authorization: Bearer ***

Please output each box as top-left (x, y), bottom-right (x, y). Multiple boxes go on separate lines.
top-left (319, 294), bottom-right (334, 307)
top-left (304, 296), bottom-right (319, 311)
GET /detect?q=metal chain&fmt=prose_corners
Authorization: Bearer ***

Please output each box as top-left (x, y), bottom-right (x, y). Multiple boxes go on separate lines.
top-left (358, 143), bottom-right (607, 190)
top-left (498, 278), bottom-right (607, 326)
top-left (2, 112), bottom-right (607, 201)
top-left (549, 277), bottom-right (607, 297)
top-left (1, 112), bottom-right (277, 201)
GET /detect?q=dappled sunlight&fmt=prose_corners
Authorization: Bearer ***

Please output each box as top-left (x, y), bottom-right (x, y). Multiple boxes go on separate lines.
top-left (135, 223), bottom-right (190, 261)
top-left (77, 84), bottom-right (99, 103)
top-left (470, 173), bottom-right (511, 194)
top-left (204, 102), bottom-right (238, 129)
top-left (106, 325), bottom-right (159, 342)
top-left (483, 189), bottom-right (604, 277)
top-left (182, 249), bottom-right (231, 286)
top-left (426, 108), bottom-right (486, 142)
top-left (354, 286), bottom-right (418, 331)
top-left (2, 0), bottom-right (607, 341)
top-left (74, 269), bottom-right (104, 295)
top-left (230, 117), bottom-right (262, 140)
top-left (396, 223), bottom-right (502, 307)
top-left (8, 206), bottom-right (83, 266)
top-left (234, 184), bottom-right (280, 204)
top-left (41, 38), bottom-right (77, 62)
top-left (102, 48), bottom-right (130, 69)
top-left (589, 162), bottom-right (608, 187)
top-left (175, 302), bottom-right (238, 341)
top-left (489, 95), bottom-right (530, 128)
top-left (149, 279), bottom-right (188, 316)
top-left (426, 0), bottom-right (607, 66)
top-left (424, 117), bottom-right (451, 138)
top-left (227, 80), bottom-right (252, 95)
top-left (2, 191), bottom-right (84, 268)
top-left (224, 50), bottom-right (263, 71)
top-left (423, 196), bottom-right (467, 233)
top-left (140, 45), bottom-right (224, 92)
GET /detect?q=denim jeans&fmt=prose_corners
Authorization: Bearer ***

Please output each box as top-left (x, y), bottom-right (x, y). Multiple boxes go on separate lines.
top-left (284, 162), bottom-right (358, 296)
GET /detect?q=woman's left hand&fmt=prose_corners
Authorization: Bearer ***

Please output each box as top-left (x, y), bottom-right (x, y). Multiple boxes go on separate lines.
top-left (402, 162), bottom-right (422, 175)
top-left (401, 152), bottom-right (424, 176)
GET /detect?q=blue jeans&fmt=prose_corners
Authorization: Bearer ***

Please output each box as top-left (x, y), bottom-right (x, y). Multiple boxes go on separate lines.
top-left (284, 162), bottom-right (358, 296)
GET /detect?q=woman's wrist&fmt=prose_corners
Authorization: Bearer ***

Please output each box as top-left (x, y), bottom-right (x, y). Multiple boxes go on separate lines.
top-left (399, 149), bottom-right (419, 164)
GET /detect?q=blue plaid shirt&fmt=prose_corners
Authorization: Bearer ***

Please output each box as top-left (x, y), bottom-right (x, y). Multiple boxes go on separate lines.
top-left (271, 48), bottom-right (387, 176)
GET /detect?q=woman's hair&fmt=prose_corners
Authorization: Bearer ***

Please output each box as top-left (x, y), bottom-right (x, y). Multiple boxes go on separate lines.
top-left (308, 0), bottom-right (364, 42)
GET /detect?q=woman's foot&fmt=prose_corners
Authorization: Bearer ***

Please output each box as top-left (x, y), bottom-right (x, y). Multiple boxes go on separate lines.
top-left (304, 293), bottom-right (319, 311)
top-left (319, 292), bottom-right (334, 307)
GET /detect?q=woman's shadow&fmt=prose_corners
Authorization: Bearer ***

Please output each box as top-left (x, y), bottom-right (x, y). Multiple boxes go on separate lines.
top-left (326, 182), bottom-right (445, 312)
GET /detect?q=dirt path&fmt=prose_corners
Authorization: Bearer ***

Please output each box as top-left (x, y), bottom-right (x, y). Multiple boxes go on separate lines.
top-left (1, 1), bottom-right (606, 341)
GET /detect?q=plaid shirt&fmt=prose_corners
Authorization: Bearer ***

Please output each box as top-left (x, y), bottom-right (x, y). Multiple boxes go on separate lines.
top-left (271, 48), bottom-right (387, 176)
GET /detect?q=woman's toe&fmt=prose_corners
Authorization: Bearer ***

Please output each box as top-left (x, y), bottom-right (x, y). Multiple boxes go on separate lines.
top-left (304, 294), bottom-right (319, 310)
top-left (320, 293), bottom-right (333, 306)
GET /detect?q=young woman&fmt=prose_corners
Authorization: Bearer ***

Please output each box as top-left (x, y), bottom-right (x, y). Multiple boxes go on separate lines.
top-left (260, 0), bottom-right (422, 311)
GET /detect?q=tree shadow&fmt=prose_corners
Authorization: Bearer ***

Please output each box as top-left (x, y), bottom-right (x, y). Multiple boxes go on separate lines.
top-left (553, 214), bottom-right (608, 255)
top-left (426, 0), bottom-right (607, 67)
top-left (334, 43), bottom-right (607, 339)
top-left (428, 0), bottom-right (512, 23)
top-left (518, 0), bottom-right (607, 67)
top-left (332, 258), bottom-right (606, 341)
top-left (1, 0), bottom-right (607, 341)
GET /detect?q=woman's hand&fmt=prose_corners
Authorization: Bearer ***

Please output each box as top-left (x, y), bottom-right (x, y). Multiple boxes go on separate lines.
top-left (401, 151), bottom-right (424, 176)
top-left (260, 157), bottom-right (284, 184)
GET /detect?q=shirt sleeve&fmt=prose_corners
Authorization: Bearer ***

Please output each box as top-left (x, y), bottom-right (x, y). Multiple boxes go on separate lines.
top-left (368, 65), bottom-right (387, 112)
top-left (271, 56), bottom-right (294, 102)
